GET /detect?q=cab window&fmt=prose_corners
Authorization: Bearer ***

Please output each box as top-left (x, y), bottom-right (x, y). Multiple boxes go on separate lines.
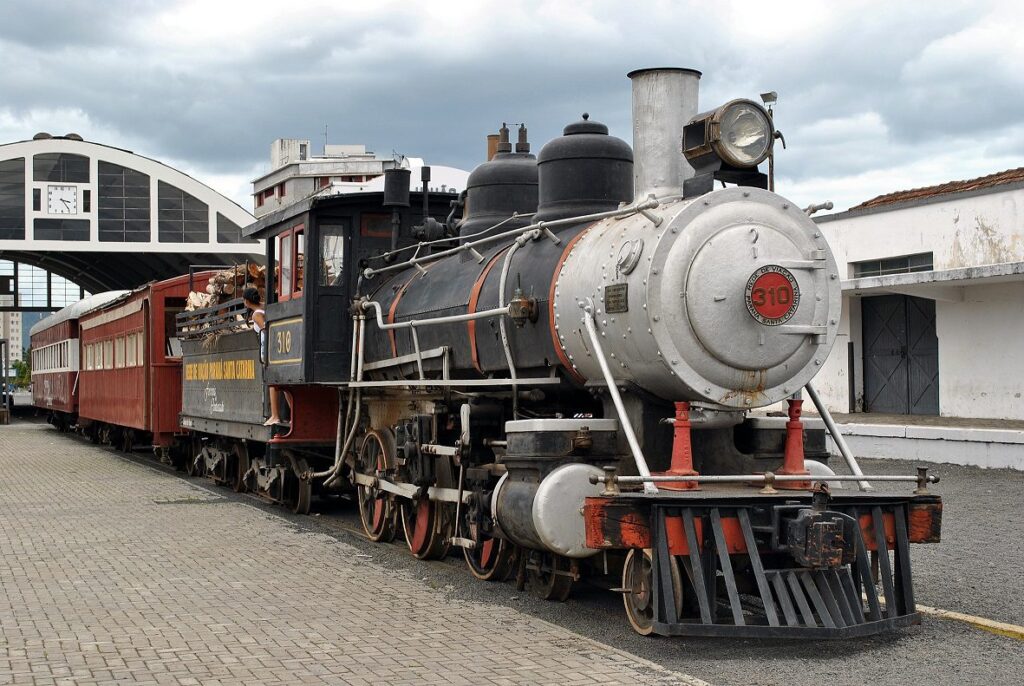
top-left (276, 223), bottom-right (305, 301)
top-left (320, 225), bottom-right (346, 287)
top-left (279, 233), bottom-right (292, 299)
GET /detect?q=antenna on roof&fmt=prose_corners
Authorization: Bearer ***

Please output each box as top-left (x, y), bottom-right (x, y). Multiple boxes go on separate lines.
top-left (323, 124), bottom-right (328, 155)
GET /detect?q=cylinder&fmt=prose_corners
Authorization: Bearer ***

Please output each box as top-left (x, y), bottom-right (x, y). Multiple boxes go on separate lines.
top-left (627, 67), bottom-right (701, 200)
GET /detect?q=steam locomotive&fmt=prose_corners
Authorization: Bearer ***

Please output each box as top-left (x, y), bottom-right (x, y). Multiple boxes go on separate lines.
top-left (33, 68), bottom-right (941, 638)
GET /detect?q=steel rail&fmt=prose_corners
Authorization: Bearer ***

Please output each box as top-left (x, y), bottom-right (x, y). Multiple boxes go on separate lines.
top-left (314, 316), bottom-right (366, 484)
top-left (361, 300), bottom-right (511, 330)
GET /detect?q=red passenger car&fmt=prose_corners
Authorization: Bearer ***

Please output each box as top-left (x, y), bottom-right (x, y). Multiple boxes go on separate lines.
top-left (30, 291), bottom-right (129, 430)
top-left (77, 273), bottom-right (208, 455)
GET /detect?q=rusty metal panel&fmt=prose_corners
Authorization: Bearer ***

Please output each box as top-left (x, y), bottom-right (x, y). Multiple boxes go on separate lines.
top-left (32, 371), bottom-right (76, 414)
top-left (583, 498), bottom-right (651, 549)
top-left (908, 501), bottom-right (942, 543)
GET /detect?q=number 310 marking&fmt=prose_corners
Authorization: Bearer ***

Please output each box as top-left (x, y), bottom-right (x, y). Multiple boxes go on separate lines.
top-left (751, 284), bottom-right (792, 307)
top-left (275, 329), bottom-right (292, 355)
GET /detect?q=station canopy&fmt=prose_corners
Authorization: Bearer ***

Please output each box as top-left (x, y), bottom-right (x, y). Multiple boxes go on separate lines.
top-left (0, 134), bottom-right (261, 308)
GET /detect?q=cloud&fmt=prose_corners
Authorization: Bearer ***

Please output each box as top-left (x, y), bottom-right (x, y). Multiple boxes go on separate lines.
top-left (0, 0), bottom-right (1021, 212)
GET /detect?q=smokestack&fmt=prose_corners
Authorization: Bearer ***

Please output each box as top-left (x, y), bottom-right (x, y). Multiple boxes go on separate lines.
top-left (627, 67), bottom-right (701, 200)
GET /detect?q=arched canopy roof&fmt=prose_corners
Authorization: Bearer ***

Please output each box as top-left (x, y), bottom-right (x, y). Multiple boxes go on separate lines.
top-left (0, 135), bottom-right (261, 295)
top-left (0, 249), bottom-right (258, 294)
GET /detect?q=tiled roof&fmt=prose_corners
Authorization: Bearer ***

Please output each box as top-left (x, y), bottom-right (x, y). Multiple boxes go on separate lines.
top-left (852, 167), bottom-right (1024, 210)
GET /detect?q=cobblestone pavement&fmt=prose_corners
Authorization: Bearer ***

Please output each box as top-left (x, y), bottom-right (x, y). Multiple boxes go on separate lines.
top-left (0, 423), bottom-right (705, 686)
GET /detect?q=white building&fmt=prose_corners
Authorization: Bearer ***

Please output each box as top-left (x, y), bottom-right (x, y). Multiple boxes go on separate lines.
top-left (1, 311), bottom-right (21, 362)
top-left (811, 167), bottom-right (1024, 422)
top-left (252, 140), bottom-right (395, 217)
top-left (251, 138), bottom-right (469, 218)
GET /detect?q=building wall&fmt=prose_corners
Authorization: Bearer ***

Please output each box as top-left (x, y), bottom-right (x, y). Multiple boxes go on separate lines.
top-left (253, 139), bottom-right (393, 218)
top-left (807, 184), bottom-right (1024, 420)
top-left (934, 282), bottom-right (1024, 419)
top-left (807, 296), bottom-right (857, 412)
top-left (816, 281), bottom-right (1024, 420)
top-left (816, 185), bottom-right (1024, 275)
top-left (256, 176), bottom-right (319, 216)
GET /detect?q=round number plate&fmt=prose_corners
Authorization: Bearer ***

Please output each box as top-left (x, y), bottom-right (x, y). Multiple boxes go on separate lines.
top-left (745, 265), bottom-right (800, 325)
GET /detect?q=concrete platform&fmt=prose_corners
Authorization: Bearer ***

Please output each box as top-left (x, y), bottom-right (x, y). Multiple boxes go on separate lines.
top-left (0, 423), bottom-right (702, 686)
top-left (827, 413), bottom-right (1024, 470)
top-left (751, 412), bottom-right (1024, 470)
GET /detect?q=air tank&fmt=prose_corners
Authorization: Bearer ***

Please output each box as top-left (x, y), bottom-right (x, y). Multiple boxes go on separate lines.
top-left (534, 114), bottom-right (633, 223)
top-left (492, 418), bottom-right (618, 558)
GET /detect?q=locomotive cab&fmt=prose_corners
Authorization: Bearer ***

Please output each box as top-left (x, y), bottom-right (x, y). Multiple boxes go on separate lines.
top-left (245, 188), bottom-right (462, 384)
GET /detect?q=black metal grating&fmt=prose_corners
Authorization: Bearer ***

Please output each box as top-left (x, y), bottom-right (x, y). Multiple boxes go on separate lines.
top-left (649, 503), bottom-right (919, 638)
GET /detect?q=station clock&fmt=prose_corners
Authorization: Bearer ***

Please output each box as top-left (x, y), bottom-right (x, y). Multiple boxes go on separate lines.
top-left (47, 185), bottom-right (78, 215)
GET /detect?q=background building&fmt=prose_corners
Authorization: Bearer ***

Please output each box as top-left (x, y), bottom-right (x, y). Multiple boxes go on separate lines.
top-left (810, 168), bottom-right (1024, 422)
top-left (1, 311), bottom-right (21, 363)
top-left (252, 140), bottom-right (394, 218)
top-left (0, 133), bottom-right (259, 295)
top-left (252, 139), bottom-right (468, 218)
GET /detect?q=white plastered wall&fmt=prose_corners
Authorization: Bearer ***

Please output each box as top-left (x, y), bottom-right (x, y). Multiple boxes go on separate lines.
top-left (933, 282), bottom-right (1024, 419)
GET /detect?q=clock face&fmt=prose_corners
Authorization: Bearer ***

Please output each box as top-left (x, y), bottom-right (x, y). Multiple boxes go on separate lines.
top-left (47, 185), bottom-right (78, 215)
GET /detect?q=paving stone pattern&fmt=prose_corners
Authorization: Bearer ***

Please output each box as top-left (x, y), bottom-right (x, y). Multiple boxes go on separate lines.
top-left (0, 424), bottom-right (705, 686)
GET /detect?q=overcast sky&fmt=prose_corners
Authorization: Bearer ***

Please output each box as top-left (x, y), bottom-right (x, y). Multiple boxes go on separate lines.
top-left (2, 0), bottom-right (1021, 213)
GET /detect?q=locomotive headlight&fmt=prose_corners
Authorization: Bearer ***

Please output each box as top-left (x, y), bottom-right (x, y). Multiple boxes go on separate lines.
top-left (684, 99), bottom-right (774, 168)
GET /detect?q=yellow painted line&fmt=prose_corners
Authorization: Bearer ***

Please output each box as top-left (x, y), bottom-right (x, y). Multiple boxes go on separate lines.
top-left (918, 604), bottom-right (1024, 640)
top-left (269, 316), bottom-right (303, 326)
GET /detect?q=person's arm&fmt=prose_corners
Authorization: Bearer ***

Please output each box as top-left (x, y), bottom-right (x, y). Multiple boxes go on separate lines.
top-left (253, 311), bottom-right (266, 329)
